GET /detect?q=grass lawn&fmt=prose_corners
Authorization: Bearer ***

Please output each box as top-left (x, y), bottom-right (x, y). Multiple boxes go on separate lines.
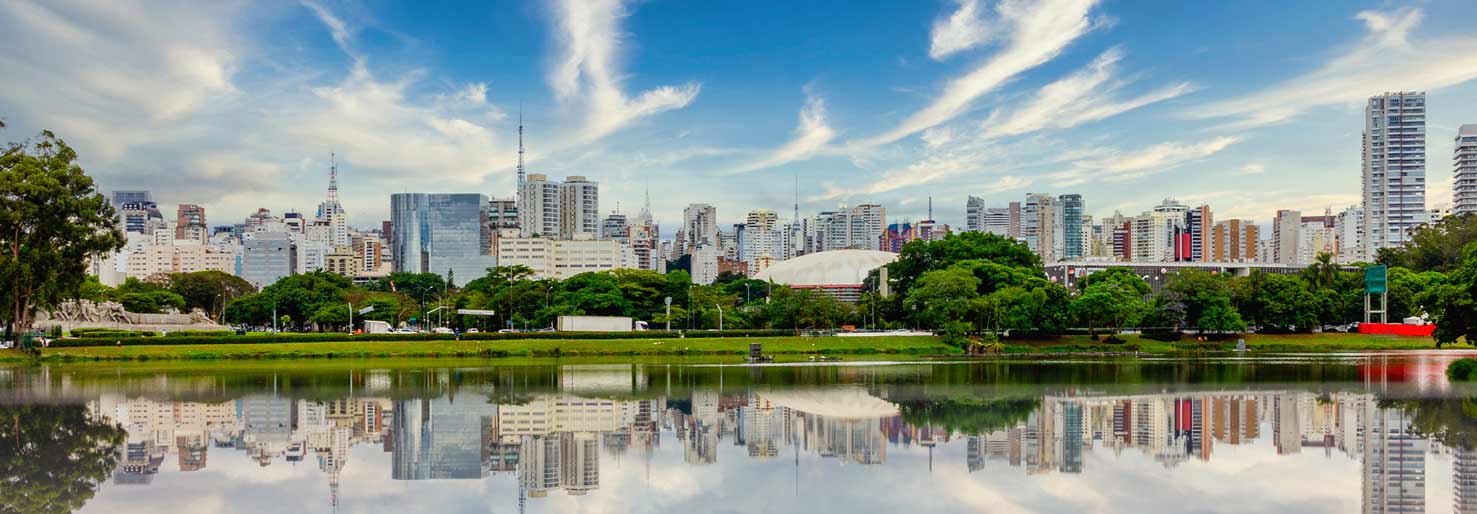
top-left (22, 335), bottom-right (961, 362)
top-left (1, 332), bottom-right (1461, 363)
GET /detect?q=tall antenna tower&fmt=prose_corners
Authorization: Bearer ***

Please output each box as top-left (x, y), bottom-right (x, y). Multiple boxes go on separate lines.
top-left (516, 106), bottom-right (526, 189)
top-left (327, 152), bottom-right (339, 203)
top-left (641, 183), bottom-right (652, 220)
top-left (927, 196), bottom-right (933, 221)
top-left (792, 170), bottom-right (799, 223)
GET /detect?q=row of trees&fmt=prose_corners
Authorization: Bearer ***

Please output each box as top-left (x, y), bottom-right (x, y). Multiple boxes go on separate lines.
top-left (218, 267), bottom-right (864, 332)
top-left (880, 231), bottom-right (1455, 340)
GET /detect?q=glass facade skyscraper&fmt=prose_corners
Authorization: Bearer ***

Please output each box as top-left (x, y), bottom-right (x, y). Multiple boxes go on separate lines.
top-left (390, 193), bottom-right (497, 284)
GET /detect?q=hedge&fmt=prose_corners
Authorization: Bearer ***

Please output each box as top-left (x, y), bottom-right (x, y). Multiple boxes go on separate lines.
top-left (49, 329), bottom-right (800, 347)
top-left (73, 330), bottom-right (159, 338)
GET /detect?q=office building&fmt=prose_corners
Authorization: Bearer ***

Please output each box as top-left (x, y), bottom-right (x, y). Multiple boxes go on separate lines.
top-left (1362, 92), bottom-right (1427, 256)
top-left (389, 193), bottom-right (497, 283)
top-left (1456, 124), bottom-right (1477, 217)
top-left (120, 201), bottom-right (165, 235)
top-left (175, 204), bottom-right (207, 243)
top-left (966, 196), bottom-right (985, 232)
top-left (126, 243), bottom-right (236, 279)
top-left (519, 174), bottom-right (561, 237)
top-left (495, 232), bottom-right (634, 280)
top-left (600, 212), bottom-right (628, 242)
top-left (242, 232), bottom-right (296, 288)
top-left (559, 176), bottom-right (600, 240)
top-left (112, 190), bottom-right (152, 208)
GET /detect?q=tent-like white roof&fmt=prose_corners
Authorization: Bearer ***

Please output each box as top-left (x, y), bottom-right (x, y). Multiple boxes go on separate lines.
top-left (752, 249), bottom-right (897, 287)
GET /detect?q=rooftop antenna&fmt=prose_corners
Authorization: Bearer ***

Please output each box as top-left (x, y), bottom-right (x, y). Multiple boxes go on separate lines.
top-left (327, 152), bottom-right (339, 203)
top-left (516, 105), bottom-right (526, 189)
top-left (927, 196), bottom-right (933, 221)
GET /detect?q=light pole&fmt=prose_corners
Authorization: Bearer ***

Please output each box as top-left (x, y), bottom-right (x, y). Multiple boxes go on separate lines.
top-left (715, 304), bottom-right (724, 331)
top-left (664, 296), bottom-right (672, 332)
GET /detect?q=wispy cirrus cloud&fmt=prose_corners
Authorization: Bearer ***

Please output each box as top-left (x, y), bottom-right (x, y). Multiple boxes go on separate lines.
top-left (929, 0), bottom-right (994, 60)
top-left (547, 0), bottom-right (701, 144)
top-left (1046, 136), bottom-right (1241, 186)
top-left (856, 0), bottom-right (1103, 148)
top-left (724, 88), bottom-right (836, 174)
top-left (1185, 7), bottom-right (1477, 129)
top-left (980, 46), bottom-right (1195, 139)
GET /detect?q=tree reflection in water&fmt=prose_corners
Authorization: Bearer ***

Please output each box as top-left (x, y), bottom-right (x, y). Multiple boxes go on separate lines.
top-left (0, 405), bottom-right (127, 514)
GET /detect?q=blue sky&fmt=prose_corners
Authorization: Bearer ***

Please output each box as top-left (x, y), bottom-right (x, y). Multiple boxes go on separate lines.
top-left (3, 0), bottom-right (1477, 232)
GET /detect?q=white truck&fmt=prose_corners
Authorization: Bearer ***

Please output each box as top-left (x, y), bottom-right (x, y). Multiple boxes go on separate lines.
top-left (363, 320), bottom-right (392, 334)
top-left (557, 315), bottom-right (635, 332)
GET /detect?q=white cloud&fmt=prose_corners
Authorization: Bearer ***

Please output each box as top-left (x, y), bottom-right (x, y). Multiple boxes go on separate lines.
top-left (1186, 7), bottom-right (1477, 129)
top-left (301, 0), bottom-right (352, 55)
top-left (1236, 163), bottom-right (1266, 175)
top-left (980, 46), bottom-right (1195, 139)
top-left (0, 0), bottom-right (239, 159)
top-left (929, 0), bottom-right (995, 60)
top-left (1046, 136), bottom-right (1241, 186)
top-left (856, 0), bottom-right (1102, 147)
top-left (546, 0), bottom-right (701, 143)
top-left (725, 89), bottom-right (837, 174)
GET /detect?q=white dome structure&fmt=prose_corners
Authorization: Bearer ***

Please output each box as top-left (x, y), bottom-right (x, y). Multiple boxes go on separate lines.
top-left (753, 249), bottom-right (897, 302)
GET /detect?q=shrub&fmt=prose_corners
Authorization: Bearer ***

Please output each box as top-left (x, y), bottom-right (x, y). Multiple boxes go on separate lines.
top-left (1142, 331), bottom-right (1184, 342)
top-left (1103, 334), bottom-right (1127, 345)
top-left (1448, 358), bottom-right (1477, 381)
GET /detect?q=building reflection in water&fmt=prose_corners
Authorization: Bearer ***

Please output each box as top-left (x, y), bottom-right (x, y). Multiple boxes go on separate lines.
top-left (80, 385), bottom-right (1477, 514)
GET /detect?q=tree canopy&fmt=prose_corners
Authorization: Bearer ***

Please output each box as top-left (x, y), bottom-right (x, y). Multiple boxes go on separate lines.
top-left (1, 131), bottom-right (126, 336)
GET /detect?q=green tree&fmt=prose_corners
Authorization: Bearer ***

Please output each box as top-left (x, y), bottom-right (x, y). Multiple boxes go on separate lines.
top-left (1072, 281), bottom-right (1148, 335)
top-left (904, 267), bottom-right (980, 329)
top-left (0, 404), bottom-right (127, 514)
top-left (1234, 272), bottom-right (1319, 332)
top-left (1379, 213), bottom-right (1477, 272)
top-left (118, 290), bottom-right (186, 314)
top-left (1387, 266), bottom-right (1447, 321)
top-left (884, 231), bottom-right (1039, 300)
top-left (1076, 267), bottom-right (1151, 297)
top-left (990, 278), bottom-right (1071, 336)
top-left (1160, 269), bottom-right (1236, 330)
top-left (553, 272), bottom-right (633, 317)
top-left (0, 131), bottom-right (126, 337)
top-left (1423, 244), bottom-right (1477, 348)
top-left (309, 303), bottom-right (350, 331)
top-left (165, 270), bottom-right (256, 318)
top-left (370, 272), bottom-right (446, 303)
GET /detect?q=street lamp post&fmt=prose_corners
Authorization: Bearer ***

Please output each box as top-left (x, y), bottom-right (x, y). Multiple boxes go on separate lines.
top-left (715, 304), bottom-right (724, 331)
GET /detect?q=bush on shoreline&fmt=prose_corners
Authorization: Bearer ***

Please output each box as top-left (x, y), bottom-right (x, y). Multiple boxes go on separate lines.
top-left (1448, 358), bottom-right (1477, 381)
top-left (48, 329), bottom-right (797, 347)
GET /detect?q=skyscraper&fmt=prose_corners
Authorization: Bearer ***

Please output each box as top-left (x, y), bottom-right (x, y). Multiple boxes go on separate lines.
top-left (1455, 124), bottom-right (1477, 217)
top-left (1273, 210), bottom-right (1301, 265)
top-left (1021, 194), bottom-right (1057, 262)
top-left (683, 203), bottom-right (719, 255)
top-left (389, 193), bottom-right (497, 283)
top-left (558, 176), bottom-right (600, 240)
top-left (1362, 92), bottom-right (1427, 256)
top-left (1057, 194), bottom-right (1085, 261)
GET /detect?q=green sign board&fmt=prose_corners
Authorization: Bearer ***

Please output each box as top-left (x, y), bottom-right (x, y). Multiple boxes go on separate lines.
top-left (1365, 264), bottom-right (1387, 294)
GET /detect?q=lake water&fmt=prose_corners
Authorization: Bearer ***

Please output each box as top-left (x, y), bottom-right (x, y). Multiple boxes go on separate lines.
top-left (6, 352), bottom-right (1477, 513)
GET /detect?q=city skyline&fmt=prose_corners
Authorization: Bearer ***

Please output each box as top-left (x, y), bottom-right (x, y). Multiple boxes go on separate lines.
top-left (3, 1), bottom-right (1477, 230)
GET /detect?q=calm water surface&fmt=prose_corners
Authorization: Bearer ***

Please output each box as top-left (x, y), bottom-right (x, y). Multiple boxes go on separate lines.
top-left (6, 352), bottom-right (1477, 514)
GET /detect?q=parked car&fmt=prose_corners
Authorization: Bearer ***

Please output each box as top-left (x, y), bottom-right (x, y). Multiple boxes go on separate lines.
top-left (394, 328), bottom-right (417, 334)
top-left (431, 327), bottom-right (453, 334)
top-left (466, 328), bottom-right (480, 334)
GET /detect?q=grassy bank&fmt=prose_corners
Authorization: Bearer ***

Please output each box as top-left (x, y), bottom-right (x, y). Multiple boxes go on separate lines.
top-left (998, 332), bottom-right (1456, 354)
top-left (15, 335), bottom-right (960, 362)
top-left (1, 332), bottom-right (1461, 363)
